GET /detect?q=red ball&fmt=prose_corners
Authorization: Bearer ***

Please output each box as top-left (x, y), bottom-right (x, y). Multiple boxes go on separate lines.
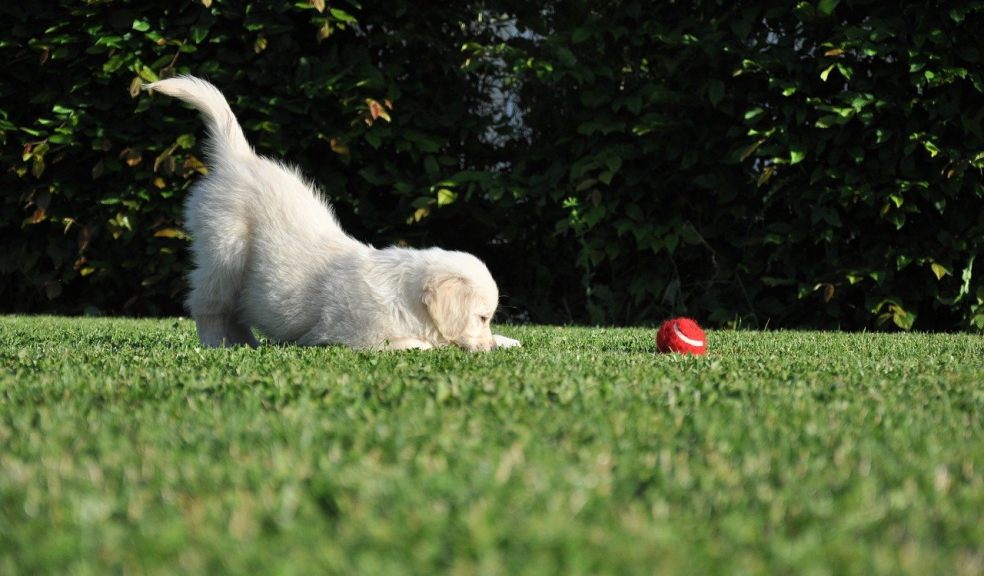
top-left (656, 317), bottom-right (707, 355)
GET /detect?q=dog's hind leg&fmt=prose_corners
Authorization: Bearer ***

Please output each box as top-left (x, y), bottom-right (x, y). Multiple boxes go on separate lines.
top-left (226, 317), bottom-right (260, 348)
top-left (193, 315), bottom-right (258, 348)
top-left (186, 232), bottom-right (255, 347)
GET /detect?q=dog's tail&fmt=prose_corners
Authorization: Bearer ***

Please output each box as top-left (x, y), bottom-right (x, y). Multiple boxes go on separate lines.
top-left (143, 76), bottom-right (251, 158)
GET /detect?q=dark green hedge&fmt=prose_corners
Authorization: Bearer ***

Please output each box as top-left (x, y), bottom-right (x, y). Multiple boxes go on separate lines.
top-left (2, 1), bottom-right (982, 330)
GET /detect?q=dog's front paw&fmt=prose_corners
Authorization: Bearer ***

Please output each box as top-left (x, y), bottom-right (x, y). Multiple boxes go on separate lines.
top-left (493, 334), bottom-right (521, 349)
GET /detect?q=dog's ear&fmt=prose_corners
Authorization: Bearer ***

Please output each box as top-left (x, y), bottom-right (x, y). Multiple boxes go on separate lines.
top-left (422, 274), bottom-right (474, 341)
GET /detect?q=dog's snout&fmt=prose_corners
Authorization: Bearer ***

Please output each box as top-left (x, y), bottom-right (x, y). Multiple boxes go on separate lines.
top-left (460, 339), bottom-right (497, 352)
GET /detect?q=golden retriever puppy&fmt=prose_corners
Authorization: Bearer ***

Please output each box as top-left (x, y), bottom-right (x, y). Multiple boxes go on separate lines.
top-left (145, 76), bottom-right (520, 351)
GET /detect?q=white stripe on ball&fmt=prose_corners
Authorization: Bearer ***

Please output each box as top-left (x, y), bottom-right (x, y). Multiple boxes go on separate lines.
top-left (673, 322), bottom-right (705, 348)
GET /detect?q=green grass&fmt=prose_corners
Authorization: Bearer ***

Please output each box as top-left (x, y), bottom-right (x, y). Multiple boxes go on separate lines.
top-left (1, 316), bottom-right (983, 575)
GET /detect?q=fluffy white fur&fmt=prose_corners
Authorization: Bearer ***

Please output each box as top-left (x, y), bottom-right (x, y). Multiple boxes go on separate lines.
top-left (144, 76), bottom-right (520, 352)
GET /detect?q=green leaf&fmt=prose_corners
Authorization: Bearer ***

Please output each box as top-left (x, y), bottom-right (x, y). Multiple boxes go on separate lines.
top-left (818, 0), bottom-right (841, 16)
top-left (744, 107), bottom-right (764, 120)
top-left (330, 8), bottom-right (358, 24)
top-left (424, 155), bottom-right (439, 175)
top-left (836, 63), bottom-right (854, 81)
top-left (958, 256), bottom-right (975, 301)
top-left (137, 66), bottom-right (159, 83)
top-left (436, 188), bottom-right (457, 207)
top-left (972, 151), bottom-right (984, 169)
top-left (708, 80), bottom-right (725, 107)
top-left (575, 178), bottom-right (596, 192)
top-left (605, 155), bottom-right (623, 175)
top-left (931, 262), bottom-right (950, 280)
top-left (790, 147), bottom-right (806, 165)
top-left (894, 307), bottom-right (916, 330)
top-left (556, 47), bottom-right (577, 67)
top-left (190, 25), bottom-right (209, 44)
top-left (874, 299), bottom-right (917, 330)
top-left (572, 27), bottom-right (592, 44)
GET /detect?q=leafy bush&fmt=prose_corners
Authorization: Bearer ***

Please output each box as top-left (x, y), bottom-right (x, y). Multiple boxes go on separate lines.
top-left (2, 1), bottom-right (982, 329)
top-left (479, 0), bottom-right (984, 329)
top-left (1, 0), bottom-right (511, 315)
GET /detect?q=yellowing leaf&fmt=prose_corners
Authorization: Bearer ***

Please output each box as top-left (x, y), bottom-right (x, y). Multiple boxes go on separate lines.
top-left (31, 155), bottom-right (45, 178)
top-left (413, 207), bottom-right (430, 222)
top-left (930, 262), bottom-right (950, 280)
top-left (183, 155), bottom-right (207, 175)
top-left (311, 0), bottom-right (325, 12)
top-left (154, 143), bottom-right (178, 173)
top-left (329, 138), bottom-right (350, 155)
top-left (367, 99), bottom-right (391, 123)
top-left (153, 177), bottom-right (167, 189)
top-left (738, 138), bottom-right (766, 162)
top-left (756, 165), bottom-right (775, 187)
top-left (78, 226), bottom-right (90, 252)
top-left (820, 64), bottom-right (836, 81)
top-left (129, 76), bottom-right (143, 98)
top-left (201, 0), bottom-right (212, 7)
top-left (254, 36), bottom-right (268, 53)
top-left (824, 48), bottom-right (844, 57)
top-left (23, 208), bottom-right (46, 226)
top-left (154, 228), bottom-right (188, 239)
top-left (817, 283), bottom-right (835, 302)
top-left (121, 148), bottom-right (142, 167)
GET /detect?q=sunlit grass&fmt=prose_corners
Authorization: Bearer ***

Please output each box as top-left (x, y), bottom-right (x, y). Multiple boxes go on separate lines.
top-left (1, 316), bottom-right (982, 575)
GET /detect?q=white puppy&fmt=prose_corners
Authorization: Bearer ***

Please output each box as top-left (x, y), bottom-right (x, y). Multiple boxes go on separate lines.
top-left (145, 76), bottom-right (519, 351)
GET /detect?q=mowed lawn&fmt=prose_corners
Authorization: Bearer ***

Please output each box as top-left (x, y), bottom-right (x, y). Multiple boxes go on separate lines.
top-left (1, 316), bottom-right (982, 575)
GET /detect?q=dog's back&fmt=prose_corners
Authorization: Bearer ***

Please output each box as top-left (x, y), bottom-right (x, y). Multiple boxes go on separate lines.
top-left (145, 76), bottom-right (363, 344)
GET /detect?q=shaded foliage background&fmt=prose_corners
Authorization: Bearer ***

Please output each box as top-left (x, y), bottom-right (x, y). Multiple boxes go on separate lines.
top-left (1, 0), bottom-right (982, 330)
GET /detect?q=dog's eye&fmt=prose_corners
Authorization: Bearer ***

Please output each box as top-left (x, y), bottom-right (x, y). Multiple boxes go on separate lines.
top-left (479, 315), bottom-right (490, 323)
